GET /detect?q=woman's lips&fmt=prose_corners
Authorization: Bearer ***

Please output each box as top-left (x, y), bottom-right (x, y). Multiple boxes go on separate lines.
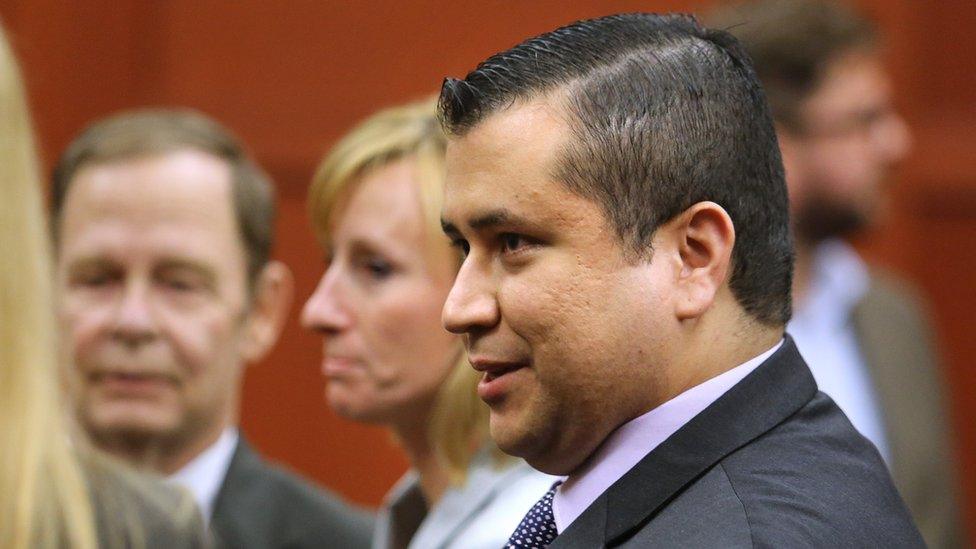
top-left (322, 356), bottom-right (362, 377)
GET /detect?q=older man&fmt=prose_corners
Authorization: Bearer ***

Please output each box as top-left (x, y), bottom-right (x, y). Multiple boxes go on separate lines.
top-left (53, 109), bottom-right (372, 548)
top-left (438, 13), bottom-right (922, 547)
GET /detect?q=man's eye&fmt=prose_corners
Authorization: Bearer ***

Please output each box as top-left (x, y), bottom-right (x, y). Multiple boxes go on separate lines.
top-left (500, 233), bottom-right (527, 253)
top-left (161, 277), bottom-right (201, 293)
top-left (71, 270), bottom-right (117, 288)
top-left (76, 274), bottom-right (111, 287)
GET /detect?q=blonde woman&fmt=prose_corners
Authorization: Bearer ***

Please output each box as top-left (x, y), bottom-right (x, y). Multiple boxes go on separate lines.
top-left (0, 23), bottom-right (203, 549)
top-left (302, 98), bottom-right (555, 548)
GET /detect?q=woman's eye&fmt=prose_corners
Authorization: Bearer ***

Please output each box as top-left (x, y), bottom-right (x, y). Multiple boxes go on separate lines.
top-left (363, 258), bottom-right (393, 279)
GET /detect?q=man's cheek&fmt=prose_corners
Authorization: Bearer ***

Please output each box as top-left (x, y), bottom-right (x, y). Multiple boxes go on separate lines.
top-left (158, 309), bottom-right (226, 371)
top-left (65, 313), bottom-right (111, 370)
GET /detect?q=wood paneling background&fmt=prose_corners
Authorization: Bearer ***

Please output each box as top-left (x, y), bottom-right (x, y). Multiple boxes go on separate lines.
top-left (2, 0), bottom-right (973, 536)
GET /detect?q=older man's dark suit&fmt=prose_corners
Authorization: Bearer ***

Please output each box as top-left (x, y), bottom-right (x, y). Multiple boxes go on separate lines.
top-left (210, 438), bottom-right (373, 549)
top-left (551, 338), bottom-right (923, 548)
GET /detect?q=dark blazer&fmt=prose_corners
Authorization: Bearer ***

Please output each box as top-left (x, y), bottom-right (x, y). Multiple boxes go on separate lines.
top-left (853, 274), bottom-right (962, 548)
top-left (551, 337), bottom-right (924, 548)
top-left (211, 438), bottom-right (373, 549)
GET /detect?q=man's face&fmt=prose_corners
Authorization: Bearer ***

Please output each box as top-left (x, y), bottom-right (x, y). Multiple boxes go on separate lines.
top-left (441, 101), bottom-right (675, 475)
top-left (57, 150), bottom-right (252, 452)
top-left (785, 50), bottom-right (912, 242)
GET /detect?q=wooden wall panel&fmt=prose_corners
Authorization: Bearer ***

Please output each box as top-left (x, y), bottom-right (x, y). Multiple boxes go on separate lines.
top-left (2, 1), bottom-right (974, 530)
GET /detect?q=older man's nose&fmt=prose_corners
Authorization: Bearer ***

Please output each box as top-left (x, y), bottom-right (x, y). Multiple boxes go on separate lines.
top-left (110, 282), bottom-right (158, 346)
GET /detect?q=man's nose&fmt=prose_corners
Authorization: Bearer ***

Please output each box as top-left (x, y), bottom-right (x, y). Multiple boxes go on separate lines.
top-left (442, 259), bottom-right (499, 335)
top-left (301, 267), bottom-right (352, 334)
top-left (111, 281), bottom-right (158, 346)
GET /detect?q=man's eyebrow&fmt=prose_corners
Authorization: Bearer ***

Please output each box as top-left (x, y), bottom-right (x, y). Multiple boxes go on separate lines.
top-left (67, 256), bottom-right (115, 271)
top-left (155, 259), bottom-right (218, 283)
top-left (441, 209), bottom-right (518, 235)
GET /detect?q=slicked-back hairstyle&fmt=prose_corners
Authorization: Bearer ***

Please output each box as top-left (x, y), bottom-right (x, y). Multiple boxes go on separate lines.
top-left (50, 109), bottom-right (275, 290)
top-left (439, 13), bottom-right (793, 326)
top-left (707, 0), bottom-right (877, 132)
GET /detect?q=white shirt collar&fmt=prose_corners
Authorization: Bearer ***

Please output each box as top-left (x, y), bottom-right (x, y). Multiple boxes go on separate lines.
top-left (795, 239), bottom-right (869, 327)
top-left (787, 238), bottom-right (890, 462)
top-left (167, 428), bottom-right (239, 523)
top-left (552, 340), bottom-right (783, 533)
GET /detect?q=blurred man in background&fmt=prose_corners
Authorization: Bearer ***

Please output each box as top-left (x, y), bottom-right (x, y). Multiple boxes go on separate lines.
top-left (710, 1), bottom-right (961, 545)
top-left (51, 109), bottom-right (372, 548)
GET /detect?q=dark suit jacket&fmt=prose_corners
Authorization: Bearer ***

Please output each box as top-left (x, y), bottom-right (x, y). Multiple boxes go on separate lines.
top-left (853, 274), bottom-right (962, 548)
top-left (211, 438), bottom-right (373, 549)
top-left (551, 338), bottom-right (923, 548)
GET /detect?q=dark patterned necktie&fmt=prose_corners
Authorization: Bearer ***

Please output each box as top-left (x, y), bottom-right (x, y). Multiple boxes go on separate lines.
top-left (505, 481), bottom-right (562, 548)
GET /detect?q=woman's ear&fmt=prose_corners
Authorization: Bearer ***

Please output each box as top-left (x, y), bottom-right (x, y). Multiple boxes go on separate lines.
top-left (241, 260), bottom-right (294, 363)
top-left (671, 201), bottom-right (735, 320)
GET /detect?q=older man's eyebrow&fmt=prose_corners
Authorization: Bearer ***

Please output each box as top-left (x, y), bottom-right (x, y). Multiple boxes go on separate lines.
top-left (155, 258), bottom-right (218, 285)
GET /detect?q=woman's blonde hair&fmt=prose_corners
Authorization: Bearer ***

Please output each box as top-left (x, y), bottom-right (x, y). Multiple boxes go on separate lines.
top-left (0, 24), bottom-right (98, 549)
top-left (0, 24), bottom-right (201, 549)
top-left (309, 98), bottom-right (500, 483)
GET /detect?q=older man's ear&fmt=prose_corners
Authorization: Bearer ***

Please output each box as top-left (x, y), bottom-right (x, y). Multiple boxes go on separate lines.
top-left (241, 260), bottom-right (294, 363)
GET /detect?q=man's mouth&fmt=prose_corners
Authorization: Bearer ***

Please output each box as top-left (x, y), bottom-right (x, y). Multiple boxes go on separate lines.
top-left (91, 370), bottom-right (177, 394)
top-left (470, 357), bottom-right (529, 402)
top-left (484, 363), bottom-right (524, 381)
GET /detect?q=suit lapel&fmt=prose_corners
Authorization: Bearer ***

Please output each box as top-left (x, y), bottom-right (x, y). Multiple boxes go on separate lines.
top-left (549, 495), bottom-right (608, 549)
top-left (559, 337), bottom-right (817, 546)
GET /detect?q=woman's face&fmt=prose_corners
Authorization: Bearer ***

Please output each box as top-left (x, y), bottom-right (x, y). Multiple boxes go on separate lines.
top-left (302, 158), bottom-right (459, 425)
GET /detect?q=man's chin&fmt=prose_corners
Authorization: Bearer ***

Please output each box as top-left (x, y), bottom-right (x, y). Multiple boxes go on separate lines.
top-left (85, 407), bottom-right (180, 444)
top-left (795, 196), bottom-right (877, 243)
top-left (489, 414), bottom-right (554, 465)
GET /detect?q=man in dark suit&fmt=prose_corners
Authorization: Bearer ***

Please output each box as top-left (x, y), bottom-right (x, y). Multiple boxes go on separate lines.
top-left (708, 2), bottom-right (961, 545)
top-left (437, 13), bottom-right (923, 547)
top-left (52, 109), bottom-right (372, 548)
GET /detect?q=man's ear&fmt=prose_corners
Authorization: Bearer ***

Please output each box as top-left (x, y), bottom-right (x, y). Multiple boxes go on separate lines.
top-left (671, 201), bottom-right (735, 320)
top-left (241, 260), bottom-right (294, 363)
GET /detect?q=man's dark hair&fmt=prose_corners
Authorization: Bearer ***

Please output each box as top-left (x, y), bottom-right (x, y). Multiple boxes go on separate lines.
top-left (439, 13), bottom-right (793, 326)
top-left (51, 109), bottom-right (275, 290)
top-left (707, 0), bottom-right (877, 131)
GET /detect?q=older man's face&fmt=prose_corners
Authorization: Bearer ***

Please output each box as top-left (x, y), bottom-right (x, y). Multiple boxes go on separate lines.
top-left (441, 100), bottom-right (675, 475)
top-left (56, 150), bottom-right (253, 462)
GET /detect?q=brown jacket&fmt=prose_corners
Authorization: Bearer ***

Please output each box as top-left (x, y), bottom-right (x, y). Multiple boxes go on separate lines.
top-left (852, 273), bottom-right (963, 548)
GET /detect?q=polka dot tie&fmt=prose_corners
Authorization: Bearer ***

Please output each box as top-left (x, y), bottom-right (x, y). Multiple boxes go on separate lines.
top-left (505, 481), bottom-right (562, 548)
